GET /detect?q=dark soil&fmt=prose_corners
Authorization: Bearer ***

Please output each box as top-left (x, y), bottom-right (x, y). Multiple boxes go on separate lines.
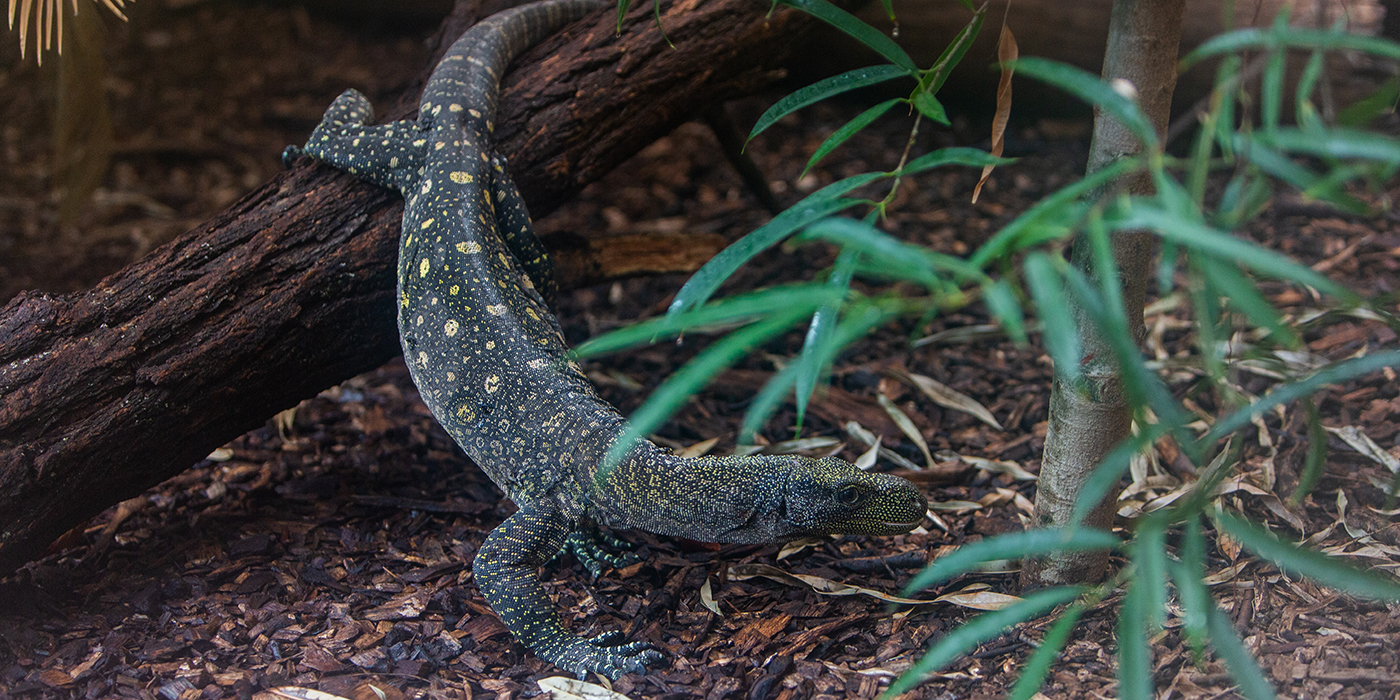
top-left (3, 2), bottom-right (1399, 700)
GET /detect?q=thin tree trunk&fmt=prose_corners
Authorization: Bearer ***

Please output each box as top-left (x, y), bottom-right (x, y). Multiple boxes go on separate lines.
top-left (0, 0), bottom-right (824, 574)
top-left (1022, 0), bottom-right (1184, 587)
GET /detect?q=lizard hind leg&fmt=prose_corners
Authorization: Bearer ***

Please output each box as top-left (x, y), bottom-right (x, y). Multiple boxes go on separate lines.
top-left (286, 89), bottom-right (425, 192)
top-left (475, 507), bottom-right (662, 679)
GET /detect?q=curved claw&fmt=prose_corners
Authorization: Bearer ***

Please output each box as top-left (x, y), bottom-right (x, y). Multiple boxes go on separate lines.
top-left (557, 529), bottom-right (640, 579)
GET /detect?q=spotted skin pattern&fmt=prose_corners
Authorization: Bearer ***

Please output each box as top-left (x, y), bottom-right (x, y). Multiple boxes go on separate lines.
top-left (285, 0), bottom-right (929, 680)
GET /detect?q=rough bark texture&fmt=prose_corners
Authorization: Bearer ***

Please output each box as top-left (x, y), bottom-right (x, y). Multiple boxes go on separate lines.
top-left (1022, 0), bottom-right (1184, 588)
top-left (0, 0), bottom-right (824, 574)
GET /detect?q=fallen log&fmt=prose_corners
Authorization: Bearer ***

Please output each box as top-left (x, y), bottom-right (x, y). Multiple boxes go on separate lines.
top-left (0, 0), bottom-right (821, 574)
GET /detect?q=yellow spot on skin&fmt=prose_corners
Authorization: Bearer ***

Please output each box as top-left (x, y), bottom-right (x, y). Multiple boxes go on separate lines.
top-left (400, 292), bottom-right (410, 308)
top-left (450, 171), bottom-right (472, 184)
top-left (484, 375), bottom-right (501, 393)
top-left (419, 258), bottom-right (430, 277)
top-left (413, 139), bottom-right (426, 147)
top-left (420, 218), bottom-right (435, 229)
top-left (446, 371), bottom-right (456, 381)
top-left (456, 241), bottom-right (482, 254)
top-left (435, 142), bottom-right (446, 150)
top-left (449, 103), bottom-right (463, 112)
top-left (389, 156), bottom-right (399, 168)
top-left (469, 108), bottom-right (482, 118)
top-left (528, 359), bottom-right (548, 370)
top-left (444, 320), bottom-right (459, 337)
top-left (418, 351), bottom-right (429, 366)
top-left (449, 285), bottom-right (460, 295)
top-left (485, 340), bottom-right (496, 350)
top-left (416, 315), bottom-right (424, 325)
top-left (487, 305), bottom-right (507, 316)
top-left (526, 308), bottom-right (539, 320)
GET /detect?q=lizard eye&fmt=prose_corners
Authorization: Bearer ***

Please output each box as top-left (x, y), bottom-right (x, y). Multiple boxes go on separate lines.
top-left (837, 484), bottom-right (863, 506)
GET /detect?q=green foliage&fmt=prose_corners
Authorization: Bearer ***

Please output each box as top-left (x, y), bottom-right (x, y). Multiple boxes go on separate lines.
top-left (582, 5), bottom-right (1400, 697)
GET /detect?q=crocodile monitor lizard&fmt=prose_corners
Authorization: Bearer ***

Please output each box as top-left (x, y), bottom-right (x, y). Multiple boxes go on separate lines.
top-left (284, 0), bottom-right (929, 679)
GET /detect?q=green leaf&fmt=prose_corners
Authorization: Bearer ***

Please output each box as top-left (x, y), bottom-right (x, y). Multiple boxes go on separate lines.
top-left (1196, 255), bottom-right (1300, 347)
top-left (1236, 135), bottom-right (1371, 215)
top-left (740, 299), bottom-right (899, 442)
top-left (903, 529), bottom-right (1120, 594)
top-left (777, 0), bottom-right (918, 73)
top-left (970, 157), bottom-right (1141, 268)
top-left (575, 284), bottom-right (842, 358)
top-left (748, 65), bottom-right (912, 142)
top-left (916, 2), bottom-right (985, 96)
top-left (1206, 604), bottom-right (1278, 700)
top-left (1070, 425), bottom-right (1167, 526)
top-left (1114, 205), bottom-right (1355, 301)
top-left (912, 91), bottom-right (950, 125)
top-left (1170, 517), bottom-right (1211, 665)
top-left (900, 147), bottom-right (1012, 176)
top-left (602, 305), bottom-right (815, 470)
top-left (1022, 253), bottom-right (1081, 385)
top-left (800, 217), bottom-right (987, 286)
top-left (792, 248), bottom-right (861, 432)
top-left (983, 278), bottom-right (1027, 345)
top-left (1182, 25), bottom-right (1400, 69)
top-left (1337, 76), bottom-right (1400, 127)
top-left (1262, 127), bottom-right (1400, 165)
top-left (1261, 44), bottom-right (1285, 135)
top-left (882, 587), bottom-right (1085, 698)
top-left (1202, 350), bottom-right (1400, 445)
top-left (1007, 604), bottom-right (1084, 700)
top-left (1135, 517), bottom-right (1168, 631)
top-left (803, 99), bottom-right (900, 176)
top-left (1118, 574), bottom-right (1153, 700)
top-left (667, 174), bottom-right (883, 315)
top-left (1216, 511), bottom-right (1400, 601)
top-left (1295, 48), bottom-right (1326, 130)
top-left (1289, 398), bottom-right (1327, 505)
top-left (1014, 57), bottom-right (1158, 150)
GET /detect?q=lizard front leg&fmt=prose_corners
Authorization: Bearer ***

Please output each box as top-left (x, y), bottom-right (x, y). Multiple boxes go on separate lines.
top-left (474, 507), bottom-right (663, 679)
top-left (283, 89), bottom-right (425, 192)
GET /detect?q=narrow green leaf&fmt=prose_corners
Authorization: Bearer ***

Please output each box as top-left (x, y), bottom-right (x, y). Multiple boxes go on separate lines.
top-left (916, 2), bottom-right (985, 96)
top-left (793, 249), bottom-right (861, 432)
top-left (1136, 517), bottom-right (1168, 631)
top-left (614, 0), bottom-right (632, 31)
top-left (1337, 76), bottom-right (1400, 127)
top-left (900, 147), bottom-right (1011, 177)
top-left (1216, 511), bottom-right (1400, 601)
top-left (1007, 605), bottom-right (1084, 700)
top-left (1196, 256), bottom-right (1300, 347)
top-left (603, 305), bottom-right (815, 470)
top-left (668, 173), bottom-right (884, 316)
top-left (777, 0), bottom-right (919, 72)
top-left (904, 529), bottom-right (1120, 594)
top-left (1202, 350), bottom-right (1400, 444)
top-left (1182, 25), bottom-right (1400, 69)
top-left (748, 65), bottom-right (912, 142)
top-left (1206, 605), bottom-right (1278, 700)
top-left (882, 587), bottom-right (1085, 698)
top-left (970, 157), bottom-right (1141, 268)
top-left (741, 299), bottom-right (898, 442)
top-left (801, 217), bottom-right (987, 286)
top-left (1115, 205), bottom-right (1355, 301)
top-left (1236, 135), bottom-right (1372, 216)
top-left (575, 284), bottom-right (842, 358)
top-left (983, 278), bottom-right (1027, 345)
top-left (912, 91), bottom-right (950, 125)
top-left (1022, 253), bottom-right (1081, 385)
top-left (802, 99), bottom-right (900, 176)
top-left (1070, 425), bottom-right (1167, 526)
top-left (1289, 398), bottom-right (1327, 504)
top-left (1261, 45), bottom-right (1285, 135)
top-left (1170, 517), bottom-right (1210, 665)
top-left (1015, 57), bottom-right (1158, 149)
top-left (1295, 48), bottom-right (1326, 130)
top-left (1118, 575), bottom-right (1153, 700)
top-left (1263, 127), bottom-right (1400, 165)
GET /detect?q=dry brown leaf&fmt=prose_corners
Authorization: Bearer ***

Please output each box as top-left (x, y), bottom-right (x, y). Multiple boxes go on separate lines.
top-left (776, 536), bottom-right (825, 561)
top-left (264, 688), bottom-right (353, 700)
top-left (676, 436), bottom-right (720, 459)
top-left (699, 577), bottom-right (722, 615)
top-left (537, 677), bottom-right (634, 700)
top-left (729, 563), bottom-right (934, 605)
top-left (877, 394), bottom-right (932, 468)
top-left (972, 22), bottom-right (1017, 203)
top-left (902, 372), bottom-right (1003, 430)
top-left (932, 588), bottom-right (1021, 611)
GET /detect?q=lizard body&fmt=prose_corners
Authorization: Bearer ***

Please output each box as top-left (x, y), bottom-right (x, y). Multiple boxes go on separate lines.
top-left (286, 0), bottom-right (928, 679)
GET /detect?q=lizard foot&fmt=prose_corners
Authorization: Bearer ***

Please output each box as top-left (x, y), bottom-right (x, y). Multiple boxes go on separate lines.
top-left (549, 633), bottom-right (664, 681)
top-left (557, 528), bottom-right (640, 578)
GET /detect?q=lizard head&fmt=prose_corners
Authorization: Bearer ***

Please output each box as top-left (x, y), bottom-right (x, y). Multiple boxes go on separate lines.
top-left (777, 456), bottom-right (928, 538)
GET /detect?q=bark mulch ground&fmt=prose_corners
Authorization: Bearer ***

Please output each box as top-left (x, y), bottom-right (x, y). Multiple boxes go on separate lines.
top-left (3, 3), bottom-right (1399, 700)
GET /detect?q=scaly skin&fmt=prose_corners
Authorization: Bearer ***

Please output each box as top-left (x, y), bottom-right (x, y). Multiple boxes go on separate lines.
top-left (285, 0), bottom-right (928, 680)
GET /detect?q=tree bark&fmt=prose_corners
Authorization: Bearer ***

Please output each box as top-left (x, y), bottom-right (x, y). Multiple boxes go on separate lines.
top-left (1021, 0), bottom-right (1184, 588)
top-left (0, 0), bottom-right (821, 574)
